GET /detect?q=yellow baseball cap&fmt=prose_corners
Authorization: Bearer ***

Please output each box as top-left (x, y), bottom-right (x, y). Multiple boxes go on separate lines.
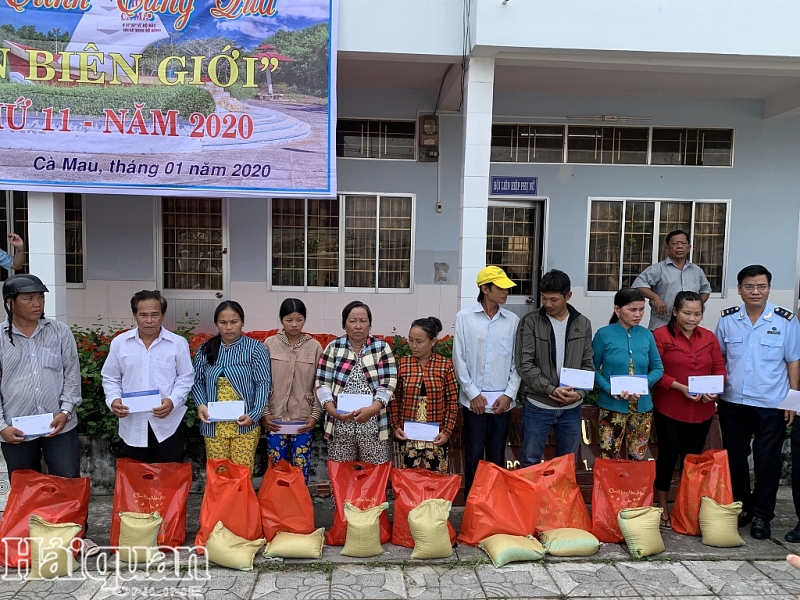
top-left (476, 266), bottom-right (516, 289)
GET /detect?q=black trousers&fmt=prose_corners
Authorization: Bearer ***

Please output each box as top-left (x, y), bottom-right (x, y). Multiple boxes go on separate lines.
top-left (653, 409), bottom-right (713, 492)
top-left (790, 418), bottom-right (800, 520)
top-left (118, 422), bottom-right (186, 463)
top-left (462, 406), bottom-right (512, 497)
top-left (718, 401), bottom-right (786, 521)
top-left (0, 426), bottom-right (81, 477)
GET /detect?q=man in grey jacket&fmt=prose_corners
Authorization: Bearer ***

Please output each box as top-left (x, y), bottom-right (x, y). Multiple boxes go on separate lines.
top-left (514, 270), bottom-right (594, 467)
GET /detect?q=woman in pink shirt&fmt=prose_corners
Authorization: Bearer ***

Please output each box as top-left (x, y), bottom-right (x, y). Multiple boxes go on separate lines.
top-left (653, 290), bottom-right (725, 529)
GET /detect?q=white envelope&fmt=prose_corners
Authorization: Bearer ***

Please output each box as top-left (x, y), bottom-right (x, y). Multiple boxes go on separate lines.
top-left (208, 401), bottom-right (246, 422)
top-left (122, 390), bottom-right (162, 413)
top-left (779, 389), bottom-right (800, 411)
top-left (559, 368), bottom-right (595, 390)
top-left (336, 393), bottom-right (373, 413)
top-left (688, 375), bottom-right (724, 395)
top-left (13, 413), bottom-right (53, 437)
top-left (610, 375), bottom-right (649, 396)
top-left (273, 420), bottom-right (307, 435)
top-left (404, 421), bottom-right (439, 442)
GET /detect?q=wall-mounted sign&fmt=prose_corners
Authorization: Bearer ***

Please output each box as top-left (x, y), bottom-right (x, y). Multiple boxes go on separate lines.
top-left (490, 176), bottom-right (538, 195)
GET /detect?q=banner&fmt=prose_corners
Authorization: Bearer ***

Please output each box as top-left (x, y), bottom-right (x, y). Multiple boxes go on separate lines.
top-left (0, 0), bottom-right (338, 197)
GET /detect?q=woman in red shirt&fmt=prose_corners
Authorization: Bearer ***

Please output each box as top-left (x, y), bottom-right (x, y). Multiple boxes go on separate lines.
top-left (653, 290), bottom-right (725, 529)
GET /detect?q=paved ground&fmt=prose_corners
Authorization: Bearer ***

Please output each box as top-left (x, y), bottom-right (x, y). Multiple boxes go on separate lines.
top-left (4, 488), bottom-right (800, 599)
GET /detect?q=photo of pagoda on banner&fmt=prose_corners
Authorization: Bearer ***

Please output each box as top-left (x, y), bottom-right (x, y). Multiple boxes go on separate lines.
top-left (0, 0), bottom-right (338, 197)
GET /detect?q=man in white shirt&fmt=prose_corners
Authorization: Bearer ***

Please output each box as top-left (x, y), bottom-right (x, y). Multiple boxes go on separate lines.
top-left (453, 266), bottom-right (521, 495)
top-left (102, 290), bottom-right (194, 462)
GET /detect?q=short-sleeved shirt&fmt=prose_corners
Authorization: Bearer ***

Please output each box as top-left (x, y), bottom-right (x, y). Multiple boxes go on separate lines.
top-left (0, 249), bottom-right (12, 271)
top-left (714, 302), bottom-right (800, 408)
top-left (632, 258), bottom-right (712, 330)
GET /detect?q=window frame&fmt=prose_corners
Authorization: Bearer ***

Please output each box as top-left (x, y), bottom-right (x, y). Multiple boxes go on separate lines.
top-left (583, 196), bottom-right (731, 298)
top-left (155, 196), bottom-right (230, 300)
top-left (268, 193), bottom-right (416, 294)
top-left (335, 118), bottom-right (418, 161)
top-left (489, 123), bottom-right (734, 168)
top-left (65, 193), bottom-right (85, 289)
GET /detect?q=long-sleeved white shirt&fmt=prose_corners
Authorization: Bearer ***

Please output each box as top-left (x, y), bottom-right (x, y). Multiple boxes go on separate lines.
top-left (101, 327), bottom-right (194, 447)
top-left (453, 304), bottom-right (521, 409)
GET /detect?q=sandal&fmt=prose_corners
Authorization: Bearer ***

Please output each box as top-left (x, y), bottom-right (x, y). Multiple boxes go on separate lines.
top-left (659, 512), bottom-right (672, 530)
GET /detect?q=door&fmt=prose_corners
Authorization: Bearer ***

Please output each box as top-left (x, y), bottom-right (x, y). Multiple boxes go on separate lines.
top-left (157, 197), bottom-right (229, 333)
top-left (485, 199), bottom-right (545, 318)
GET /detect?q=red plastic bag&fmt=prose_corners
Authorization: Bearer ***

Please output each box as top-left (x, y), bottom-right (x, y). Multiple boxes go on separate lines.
top-left (591, 458), bottom-right (655, 543)
top-left (0, 470), bottom-right (90, 567)
top-left (110, 459), bottom-right (192, 550)
top-left (195, 459), bottom-right (262, 552)
top-left (457, 461), bottom-right (541, 546)
top-left (390, 468), bottom-right (462, 548)
top-left (516, 454), bottom-right (591, 532)
top-left (671, 449), bottom-right (733, 536)
top-left (257, 460), bottom-right (315, 541)
top-left (326, 461), bottom-right (391, 546)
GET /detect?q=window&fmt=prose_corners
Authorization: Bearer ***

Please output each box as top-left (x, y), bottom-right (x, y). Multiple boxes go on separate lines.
top-left (336, 119), bottom-right (416, 159)
top-left (486, 205), bottom-right (539, 296)
top-left (567, 126), bottom-right (649, 165)
top-left (651, 128), bottom-right (733, 166)
top-left (587, 199), bottom-right (728, 293)
top-left (65, 194), bottom-right (83, 285)
top-left (162, 198), bottom-right (223, 290)
top-left (0, 191), bottom-right (28, 280)
top-left (490, 124), bottom-right (564, 163)
top-left (271, 195), bottom-right (413, 291)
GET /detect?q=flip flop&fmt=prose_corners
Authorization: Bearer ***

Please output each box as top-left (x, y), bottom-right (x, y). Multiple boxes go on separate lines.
top-left (659, 512), bottom-right (672, 530)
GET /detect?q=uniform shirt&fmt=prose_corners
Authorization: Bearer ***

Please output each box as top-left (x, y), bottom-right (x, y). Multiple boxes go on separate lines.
top-left (453, 304), bottom-right (521, 409)
top-left (102, 327), bottom-right (194, 447)
top-left (0, 249), bottom-right (13, 271)
top-left (0, 318), bottom-right (81, 434)
top-left (632, 258), bottom-right (712, 330)
top-left (714, 302), bottom-right (800, 408)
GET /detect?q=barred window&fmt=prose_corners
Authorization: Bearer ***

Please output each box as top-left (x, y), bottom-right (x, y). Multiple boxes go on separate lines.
top-left (568, 126), bottom-right (649, 165)
top-left (336, 119), bottom-right (416, 160)
top-left (587, 199), bottom-right (728, 293)
top-left (486, 205), bottom-right (538, 296)
top-left (65, 194), bottom-right (83, 285)
top-left (162, 198), bottom-right (223, 291)
top-left (651, 128), bottom-right (733, 166)
top-left (490, 124), bottom-right (564, 163)
top-left (0, 191), bottom-right (28, 280)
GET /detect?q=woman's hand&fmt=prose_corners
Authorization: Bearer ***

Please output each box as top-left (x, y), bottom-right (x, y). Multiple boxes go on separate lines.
top-left (197, 405), bottom-right (211, 424)
top-left (394, 427), bottom-right (408, 441)
top-left (702, 393), bottom-right (719, 404)
top-left (261, 413), bottom-right (281, 432)
top-left (325, 403), bottom-right (354, 422)
top-left (618, 391), bottom-right (641, 401)
top-left (238, 415), bottom-right (254, 427)
top-left (432, 432), bottom-right (449, 446)
top-left (353, 400), bottom-right (383, 424)
top-left (297, 416), bottom-right (318, 434)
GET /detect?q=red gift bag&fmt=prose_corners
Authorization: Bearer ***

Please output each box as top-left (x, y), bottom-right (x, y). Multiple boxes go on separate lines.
top-left (390, 468), bottom-right (462, 548)
top-left (195, 459), bottom-right (262, 552)
top-left (110, 459), bottom-right (192, 550)
top-left (516, 454), bottom-right (591, 532)
top-left (671, 449), bottom-right (733, 536)
top-left (257, 460), bottom-right (315, 541)
top-left (326, 461), bottom-right (391, 546)
top-left (457, 461), bottom-right (541, 546)
top-left (0, 470), bottom-right (90, 567)
top-left (591, 458), bottom-right (655, 543)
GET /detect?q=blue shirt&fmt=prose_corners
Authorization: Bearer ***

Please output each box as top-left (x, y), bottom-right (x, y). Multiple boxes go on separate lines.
top-left (0, 249), bottom-right (12, 271)
top-left (714, 302), bottom-right (800, 408)
top-left (453, 304), bottom-right (521, 409)
top-left (192, 335), bottom-right (271, 437)
top-left (592, 322), bottom-right (664, 413)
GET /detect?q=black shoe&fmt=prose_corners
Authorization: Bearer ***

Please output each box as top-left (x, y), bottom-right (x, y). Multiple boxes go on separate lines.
top-left (738, 508), bottom-right (753, 528)
top-left (785, 522), bottom-right (800, 543)
top-left (751, 517), bottom-right (771, 540)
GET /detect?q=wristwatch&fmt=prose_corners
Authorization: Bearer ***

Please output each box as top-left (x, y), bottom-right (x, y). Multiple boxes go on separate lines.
top-left (60, 409), bottom-right (72, 419)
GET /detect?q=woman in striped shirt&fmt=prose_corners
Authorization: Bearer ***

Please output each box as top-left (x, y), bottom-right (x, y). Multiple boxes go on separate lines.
top-left (193, 301), bottom-right (271, 474)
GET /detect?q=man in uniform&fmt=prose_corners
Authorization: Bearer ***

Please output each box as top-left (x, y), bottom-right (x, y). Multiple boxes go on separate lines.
top-left (715, 264), bottom-right (800, 539)
top-left (633, 229), bottom-right (711, 330)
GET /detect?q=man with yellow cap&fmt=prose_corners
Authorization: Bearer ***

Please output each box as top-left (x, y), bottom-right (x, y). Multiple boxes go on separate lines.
top-left (453, 266), bottom-right (522, 495)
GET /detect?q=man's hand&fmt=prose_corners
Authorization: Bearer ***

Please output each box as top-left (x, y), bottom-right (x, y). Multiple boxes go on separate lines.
top-left (549, 386), bottom-right (581, 404)
top-left (0, 425), bottom-right (24, 444)
top-left (47, 412), bottom-right (68, 436)
top-left (111, 398), bottom-right (130, 418)
top-left (152, 398), bottom-right (174, 419)
top-left (653, 297), bottom-right (668, 316)
top-left (470, 393), bottom-right (488, 415)
top-left (786, 410), bottom-right (796, 427)
top-left (8, 233), bottom-right (23, 250)
top-left (491, 394), bottom-right (513, 414)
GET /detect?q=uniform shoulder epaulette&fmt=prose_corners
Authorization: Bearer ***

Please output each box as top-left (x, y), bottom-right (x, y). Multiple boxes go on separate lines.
top-left (720, 306), bottom-right (739, 317)
top-left (775, 306), bottom-right (795, 321)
